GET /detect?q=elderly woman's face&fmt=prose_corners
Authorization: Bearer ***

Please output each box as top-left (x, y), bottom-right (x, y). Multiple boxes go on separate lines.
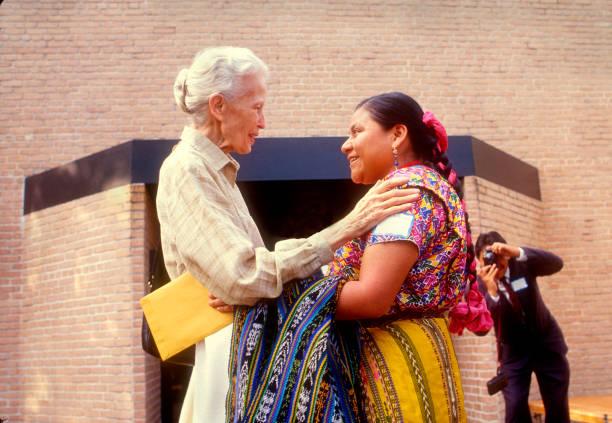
top-left (220, 73), bottom-right (266, 154)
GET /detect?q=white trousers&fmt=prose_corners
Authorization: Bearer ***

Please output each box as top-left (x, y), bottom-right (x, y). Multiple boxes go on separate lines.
top-left (179, 324), bottom-right (233, 423)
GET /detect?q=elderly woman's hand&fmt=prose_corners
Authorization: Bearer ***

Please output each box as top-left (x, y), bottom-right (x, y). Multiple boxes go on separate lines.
top-left (321, 176), bottom-right (420, 251)
top-left (208, 293), bottom-right (234, 313)
top-left (352, 176), bottom-right (420, 227)
top-left (346, 176), bottom-right (420, 238)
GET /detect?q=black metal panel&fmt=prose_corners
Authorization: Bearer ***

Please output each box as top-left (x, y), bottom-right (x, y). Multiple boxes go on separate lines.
top-left (446, 135), bottom-right (476, 176)
top-left (23, 135), bottom-right (541, 215)
top-left (471, 138), bottom-right (541, 200)
top-left (235, 137), bottom-right (349, 181)
top-left (236, 135), bottom-right (478, 181)
top-left (24, 142), bottom-right (133, 215)
top-left (130, 139), bottom-right (177, 184)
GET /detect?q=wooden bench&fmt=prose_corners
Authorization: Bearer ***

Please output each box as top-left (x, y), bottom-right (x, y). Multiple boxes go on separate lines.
top-left (529, 395), bottom-right (612, 423)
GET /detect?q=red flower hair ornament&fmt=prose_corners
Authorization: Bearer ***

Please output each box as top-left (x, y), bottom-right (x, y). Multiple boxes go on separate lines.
top-left (422, 110), bottom-right (448, 153)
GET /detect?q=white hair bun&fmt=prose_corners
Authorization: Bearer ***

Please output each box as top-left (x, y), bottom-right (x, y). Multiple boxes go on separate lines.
top-left (173, 68), bottom-right (190, 113)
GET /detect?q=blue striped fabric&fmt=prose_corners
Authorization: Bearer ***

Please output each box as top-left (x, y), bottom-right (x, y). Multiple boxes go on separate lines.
top-left (226, 274), bottom-right (362, 423)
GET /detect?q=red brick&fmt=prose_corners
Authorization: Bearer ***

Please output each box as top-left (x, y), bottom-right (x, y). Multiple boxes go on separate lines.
top-left (2, 1), bottom-right (610, 422)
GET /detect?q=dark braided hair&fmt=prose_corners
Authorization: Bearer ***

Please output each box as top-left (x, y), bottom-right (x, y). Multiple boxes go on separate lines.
top-left (356, 92), bottom-right (478, 295)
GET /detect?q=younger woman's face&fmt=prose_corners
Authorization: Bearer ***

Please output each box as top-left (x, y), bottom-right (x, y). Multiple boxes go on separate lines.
top-left (341, 107), bottom-right (396, 184)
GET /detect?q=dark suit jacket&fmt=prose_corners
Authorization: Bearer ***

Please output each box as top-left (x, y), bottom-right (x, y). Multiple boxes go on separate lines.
top-left (478, 247), bottom-right (567, 362)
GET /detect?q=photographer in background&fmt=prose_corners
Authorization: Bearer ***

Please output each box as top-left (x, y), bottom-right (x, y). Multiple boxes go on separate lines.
top-left (475, 231), bottom-right (570, 423)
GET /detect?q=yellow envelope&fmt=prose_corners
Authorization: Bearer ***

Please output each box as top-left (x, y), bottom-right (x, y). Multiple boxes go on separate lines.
top-left (140, 271), bottom-right (233, 361)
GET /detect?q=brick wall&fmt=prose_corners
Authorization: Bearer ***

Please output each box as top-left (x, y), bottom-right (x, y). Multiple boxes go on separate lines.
top-left (454, 177), bottom-right (548, 422)
top-left (14, 175), bottom-right (546, 423)
top-left (2, 0), bottom-right (611, 421)
top-left (17, 184), bottom-right (156, 422)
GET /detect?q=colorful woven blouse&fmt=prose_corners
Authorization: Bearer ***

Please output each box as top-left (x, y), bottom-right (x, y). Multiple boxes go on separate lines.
top-left (324, 165), bottom-right (468, 316)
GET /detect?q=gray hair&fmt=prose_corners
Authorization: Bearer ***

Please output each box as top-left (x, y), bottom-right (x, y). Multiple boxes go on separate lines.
top-left (173, 46), bottom-right (269, 126)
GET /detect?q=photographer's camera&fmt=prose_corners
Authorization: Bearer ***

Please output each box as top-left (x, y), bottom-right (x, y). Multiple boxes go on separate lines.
top-left (483, 249), bottom-right (498, 266)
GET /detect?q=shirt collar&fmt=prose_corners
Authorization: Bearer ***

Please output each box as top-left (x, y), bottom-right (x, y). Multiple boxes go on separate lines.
top-left (180, 126), bottom-right (240, 184)
top-left (496, 268), bottom-right (512, 291)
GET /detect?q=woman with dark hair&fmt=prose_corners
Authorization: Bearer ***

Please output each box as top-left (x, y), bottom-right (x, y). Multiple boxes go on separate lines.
top-left (331, 92), bottom-right (492, 422)
top-left (227, 92), bottom-right (491, 423)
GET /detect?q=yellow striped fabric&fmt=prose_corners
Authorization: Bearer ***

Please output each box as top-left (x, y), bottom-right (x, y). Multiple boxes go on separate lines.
top-left (359, 317), bottom-right (466, 423)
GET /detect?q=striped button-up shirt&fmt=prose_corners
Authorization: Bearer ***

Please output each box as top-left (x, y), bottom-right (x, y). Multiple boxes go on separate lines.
top-left (156, 126), bottom-right (334, 305)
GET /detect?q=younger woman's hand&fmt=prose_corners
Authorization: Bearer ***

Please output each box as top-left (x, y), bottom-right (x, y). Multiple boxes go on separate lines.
top-left (208, 293), bottom-right (234, 313)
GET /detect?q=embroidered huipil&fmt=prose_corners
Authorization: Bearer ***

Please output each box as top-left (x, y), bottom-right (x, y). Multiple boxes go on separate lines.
top-left (225, 165), bottom-right (470, 423)
top-left (325, 165), bottom-right (468, 317)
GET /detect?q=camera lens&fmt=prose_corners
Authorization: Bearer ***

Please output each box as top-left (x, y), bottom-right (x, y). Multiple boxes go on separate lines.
top-left (483, 250), bottom-right (497, 266)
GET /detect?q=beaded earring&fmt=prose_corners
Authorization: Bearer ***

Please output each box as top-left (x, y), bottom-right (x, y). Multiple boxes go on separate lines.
top-left (393, 147), bottom-right (399, 170)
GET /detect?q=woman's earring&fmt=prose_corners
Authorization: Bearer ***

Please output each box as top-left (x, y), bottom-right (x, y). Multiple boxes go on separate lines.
top-left (393, 147), bottom-right (399, 170)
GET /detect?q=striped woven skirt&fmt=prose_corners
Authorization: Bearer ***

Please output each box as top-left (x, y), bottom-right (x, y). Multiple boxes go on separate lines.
top-left (359, 317), bottom-right (466, 423)
top-left (225, 274), bottom-right (363, 423)
top-left (226, 273), bottom-right (466, 423)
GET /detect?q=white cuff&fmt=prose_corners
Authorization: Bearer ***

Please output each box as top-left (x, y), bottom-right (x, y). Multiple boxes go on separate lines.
top-left (516, 247), bottom-right (527, 262)
top-left (488, 293), bottom-right (500, 302)
top-left (308, 232), bottom-right (335, 265)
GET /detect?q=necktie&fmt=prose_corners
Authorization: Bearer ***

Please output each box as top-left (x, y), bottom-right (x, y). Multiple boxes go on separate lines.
top-left (500, 277), bottom-right (525, 324)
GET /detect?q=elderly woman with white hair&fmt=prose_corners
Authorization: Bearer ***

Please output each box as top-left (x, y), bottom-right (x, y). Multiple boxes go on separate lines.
top-left (156, 46), bottom-right (418, 422)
